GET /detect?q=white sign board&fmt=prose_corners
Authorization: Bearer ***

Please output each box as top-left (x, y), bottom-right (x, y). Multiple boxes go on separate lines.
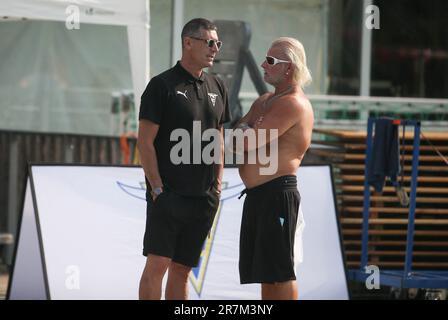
top-left (8, 165), bottom-right (349, 300)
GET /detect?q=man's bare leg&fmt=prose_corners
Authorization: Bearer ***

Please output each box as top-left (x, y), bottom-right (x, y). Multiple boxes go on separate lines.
top-left (139, 254), bottom-right (171, 300)
top-left (165, 261), bottom-right (192, 300)
top-left (261, 280), bottom-right (298, 300)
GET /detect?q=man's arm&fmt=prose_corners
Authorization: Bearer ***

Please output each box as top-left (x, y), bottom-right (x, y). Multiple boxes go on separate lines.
top-left (137, 119), bottom-right (163, 197)
top-left (233, 94), bottom-right (269, 129)
top-left (214, 126), bottom-right (224, 194)
top-left (227, 95), bottom-right (266, 154)
top-left (233, 110), bottom-right (252, 129)
top-left (226, 108), bottom-right (252, 155)
top-left (243, 97), bottom-right (301, 151)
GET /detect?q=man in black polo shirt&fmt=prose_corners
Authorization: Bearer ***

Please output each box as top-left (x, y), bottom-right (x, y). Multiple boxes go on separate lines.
top-left (137, 18), bottom-right (231, 300)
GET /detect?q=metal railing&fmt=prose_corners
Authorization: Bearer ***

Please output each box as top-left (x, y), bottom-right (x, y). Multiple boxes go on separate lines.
top-left (239, 92), bottom-right (448, 131)
top-left (0, 130), bottom-right (137, 265)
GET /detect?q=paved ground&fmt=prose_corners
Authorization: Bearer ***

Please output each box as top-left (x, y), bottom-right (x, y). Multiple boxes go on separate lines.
top-left (0, 273), bottom-right (8, 300)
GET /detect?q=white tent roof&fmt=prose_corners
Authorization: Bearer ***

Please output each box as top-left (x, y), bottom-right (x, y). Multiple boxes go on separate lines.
top-left (0, 0), bottom-right (149, 117)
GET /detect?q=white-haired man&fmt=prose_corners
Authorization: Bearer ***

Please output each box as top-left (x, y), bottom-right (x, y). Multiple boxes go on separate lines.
top-left (236, 37), bottom-right (314, 300)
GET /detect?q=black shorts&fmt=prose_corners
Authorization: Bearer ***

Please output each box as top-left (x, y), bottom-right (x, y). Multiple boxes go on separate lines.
top-left (143, 186), bottom-right (219, 267)
top-left (239, 175), bottom-right (301, 284)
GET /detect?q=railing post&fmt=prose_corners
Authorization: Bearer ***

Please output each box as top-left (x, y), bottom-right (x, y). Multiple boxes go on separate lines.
top-left (6, 134), bottom-right (19, 265)
top-left (64, 136), bottom-right (74, 163)
top-left (361, 118), bottom-right (374, 269)
top-left (404, 121), bottom-right (420, 277)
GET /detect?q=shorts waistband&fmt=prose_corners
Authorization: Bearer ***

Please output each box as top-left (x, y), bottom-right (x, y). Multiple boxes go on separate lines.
top-left (238, 175), bottom-right (297, 198)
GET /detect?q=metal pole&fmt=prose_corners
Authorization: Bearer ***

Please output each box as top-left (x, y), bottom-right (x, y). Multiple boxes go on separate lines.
top-left (6, 134), bottom-right (19, 265)
top-left (404, 121), bottom-right (420, 277)
top-left (360, 0), bottom-right (373, 96)
top-left (64, 136), bottom-right (74, 163)
top-left (361, 117), bottom-right (374, 269)
top-left (321, 0), bottom-right (329, 94)
top-left (170, 0), bottom-right (184, 67)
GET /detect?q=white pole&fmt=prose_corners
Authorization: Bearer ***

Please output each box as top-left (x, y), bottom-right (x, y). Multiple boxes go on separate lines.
top-left (360, 0), bottom-right (373, 96)
top-left (321, 0), bottom-right (329, 94)
top-left (171, 0), bottom-right (184, 67)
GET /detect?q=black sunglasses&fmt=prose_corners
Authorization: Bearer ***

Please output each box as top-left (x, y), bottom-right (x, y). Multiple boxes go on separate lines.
top-left (190, 37), bottom-right (223, 50)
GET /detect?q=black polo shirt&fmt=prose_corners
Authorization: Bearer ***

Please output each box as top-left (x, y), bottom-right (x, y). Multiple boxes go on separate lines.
top-left (139, 61), bottom-right (231, 196)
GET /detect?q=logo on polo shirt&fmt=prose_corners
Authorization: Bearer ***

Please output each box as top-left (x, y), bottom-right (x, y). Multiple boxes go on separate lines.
top-left (176, 90), bottom-right (188, 99)
top-left (207, 93), bottom-right (218, 106)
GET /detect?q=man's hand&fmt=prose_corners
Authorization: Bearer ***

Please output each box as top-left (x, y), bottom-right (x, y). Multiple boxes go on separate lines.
top-left (150, 186), bottom-right (163, 201)
top-left (214, 180), bottom-right (222, 196)
top-left (227, 122), bottom-right (253, 155)
top-left (236, 122), bottom-right (251, 131)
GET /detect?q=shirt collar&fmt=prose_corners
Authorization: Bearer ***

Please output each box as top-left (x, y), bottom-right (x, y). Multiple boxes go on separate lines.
top-left (175, 61), bottom-right (205, 83)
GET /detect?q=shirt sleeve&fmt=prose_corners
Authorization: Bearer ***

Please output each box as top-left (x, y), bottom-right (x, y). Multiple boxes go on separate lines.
top-left (216, 77), bottom-right (232, 125)
top-left (138, 76), bottom-right (167, 124)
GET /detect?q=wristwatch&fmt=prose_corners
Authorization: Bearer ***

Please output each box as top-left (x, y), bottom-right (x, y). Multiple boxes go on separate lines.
top-left (237, 122), bottom-right (251, 130)
top-left (151, 187), bottom-right (163, 199)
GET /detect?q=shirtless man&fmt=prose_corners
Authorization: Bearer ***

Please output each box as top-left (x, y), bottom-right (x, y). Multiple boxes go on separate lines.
top-left (235, 37), bottom-right (314, 300)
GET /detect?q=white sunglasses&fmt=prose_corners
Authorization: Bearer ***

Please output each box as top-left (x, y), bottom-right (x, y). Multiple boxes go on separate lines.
top-left (265, 56), bottom-right (290, 65)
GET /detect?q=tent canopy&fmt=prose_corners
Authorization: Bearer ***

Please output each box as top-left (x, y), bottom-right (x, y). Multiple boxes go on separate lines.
top-left (0, 0), bottom-right (149, 134)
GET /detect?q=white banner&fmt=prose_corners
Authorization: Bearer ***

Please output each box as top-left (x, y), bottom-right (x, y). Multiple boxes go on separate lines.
top-left (8, 165), bottom-right (348, 300)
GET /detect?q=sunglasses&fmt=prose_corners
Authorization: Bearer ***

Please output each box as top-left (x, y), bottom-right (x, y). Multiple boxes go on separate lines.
top-left (265, 56), bottom-right (290, 66)
top-left (190, 37), bottom-right (223, 49)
